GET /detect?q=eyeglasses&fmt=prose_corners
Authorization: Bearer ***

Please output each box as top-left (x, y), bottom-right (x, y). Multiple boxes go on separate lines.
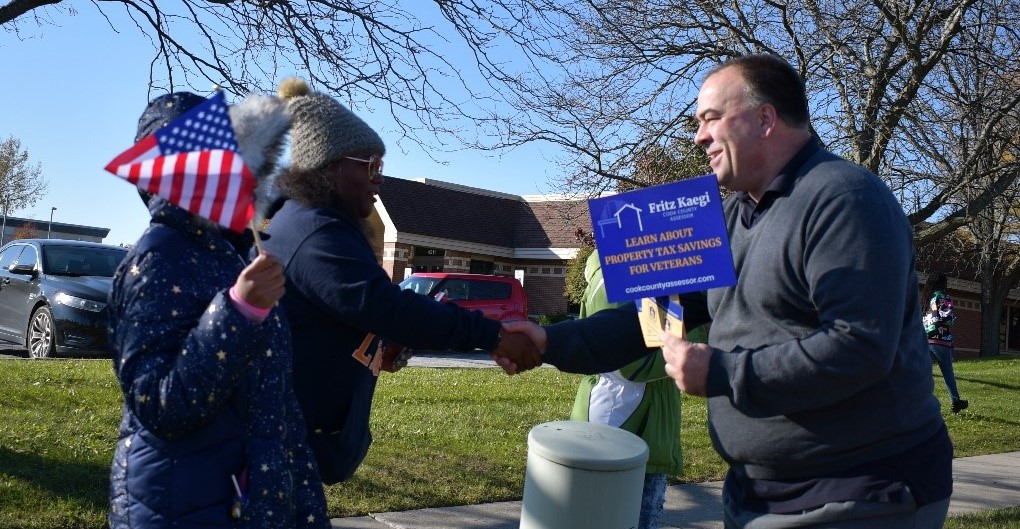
top-left (343, 155), bottom-right (384, 181)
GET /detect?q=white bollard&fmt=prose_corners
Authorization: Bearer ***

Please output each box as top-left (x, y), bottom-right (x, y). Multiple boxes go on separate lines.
top-left (520, 420), bottom-right (649, 529)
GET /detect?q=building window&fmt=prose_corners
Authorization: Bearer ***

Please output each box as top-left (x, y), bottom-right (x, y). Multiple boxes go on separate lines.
top-left (470, 260), bottom-right (495, 274)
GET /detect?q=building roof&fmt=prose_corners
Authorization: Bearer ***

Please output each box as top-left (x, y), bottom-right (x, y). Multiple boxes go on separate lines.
top-left (377, 177), bottom-right (590, 250)
top-left (1, 216), bottom-right (110, 239)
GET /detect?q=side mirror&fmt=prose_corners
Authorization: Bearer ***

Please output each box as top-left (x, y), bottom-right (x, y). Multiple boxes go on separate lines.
top-left (9, 263), bottom-right (37, 276)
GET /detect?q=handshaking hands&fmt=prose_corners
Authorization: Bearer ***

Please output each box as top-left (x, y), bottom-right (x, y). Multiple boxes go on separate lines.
top-left (491, 320), bottom-right (547, 375)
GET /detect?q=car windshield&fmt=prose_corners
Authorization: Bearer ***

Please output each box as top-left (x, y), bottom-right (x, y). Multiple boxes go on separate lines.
top-left (398, 276), bottom-right (512, 301)
top-left (42, 246), bottom-right (128, 277)
top-left (399, 276), bottom-right (442, 296)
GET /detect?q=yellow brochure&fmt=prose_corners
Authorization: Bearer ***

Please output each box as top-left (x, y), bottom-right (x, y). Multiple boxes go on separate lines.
top-left (636, 295), bottom-right (685, 347)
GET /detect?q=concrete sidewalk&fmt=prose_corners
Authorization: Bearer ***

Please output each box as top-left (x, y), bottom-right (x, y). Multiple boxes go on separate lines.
top-left (329, 451), bottom-right (1020, 529)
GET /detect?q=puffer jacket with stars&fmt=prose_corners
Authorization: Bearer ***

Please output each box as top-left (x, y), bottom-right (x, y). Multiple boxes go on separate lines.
top-left (107, 198), bottom-right (329, 529)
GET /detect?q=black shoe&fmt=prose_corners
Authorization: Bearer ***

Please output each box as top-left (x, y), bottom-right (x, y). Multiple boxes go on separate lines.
top-left (951, 399), bottom-right (969, 413)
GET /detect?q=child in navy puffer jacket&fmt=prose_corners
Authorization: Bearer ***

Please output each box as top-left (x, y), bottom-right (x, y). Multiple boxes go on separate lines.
top-left (107, 91), bottom-right (329, 529)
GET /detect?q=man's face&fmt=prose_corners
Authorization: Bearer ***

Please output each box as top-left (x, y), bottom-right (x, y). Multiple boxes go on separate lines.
top-left (694, 67), bottom-right (768, 194)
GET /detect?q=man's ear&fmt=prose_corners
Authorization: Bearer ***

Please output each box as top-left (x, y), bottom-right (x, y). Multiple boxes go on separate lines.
top-left (758, 104), bottom-right (778, 138)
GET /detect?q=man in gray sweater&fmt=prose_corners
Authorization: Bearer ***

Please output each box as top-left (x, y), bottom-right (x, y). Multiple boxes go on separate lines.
top-left (503, 54), bottom-right (951, 529)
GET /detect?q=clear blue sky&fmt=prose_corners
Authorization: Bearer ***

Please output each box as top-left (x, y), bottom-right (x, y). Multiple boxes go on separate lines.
top-left (0, 8), bottom-right (559, 246)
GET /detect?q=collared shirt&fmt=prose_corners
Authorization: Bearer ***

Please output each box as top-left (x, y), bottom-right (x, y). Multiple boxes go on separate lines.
top-left (737, 140), bottom-right (821, 228)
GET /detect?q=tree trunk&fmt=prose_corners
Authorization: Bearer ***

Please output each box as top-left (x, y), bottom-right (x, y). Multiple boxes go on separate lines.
top-left (979, 298), bottom-right (1002, 356)
top-left (979, 272), bottom-right (1009, 357)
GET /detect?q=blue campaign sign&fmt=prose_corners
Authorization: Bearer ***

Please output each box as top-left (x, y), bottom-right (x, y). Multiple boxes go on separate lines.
top-left (588, 174), bottom-right (736, 302)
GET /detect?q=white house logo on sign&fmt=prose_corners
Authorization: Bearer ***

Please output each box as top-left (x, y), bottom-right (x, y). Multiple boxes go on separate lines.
top-left (588, 174), bottom-right (736, 303)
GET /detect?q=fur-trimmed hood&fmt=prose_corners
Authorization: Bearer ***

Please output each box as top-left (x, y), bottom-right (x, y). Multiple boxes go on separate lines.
top-left (229, 93), bottom-right (291, 222)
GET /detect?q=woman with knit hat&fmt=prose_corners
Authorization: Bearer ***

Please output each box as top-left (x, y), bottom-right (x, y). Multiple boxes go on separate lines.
top-left (262, 78), bottom-right (540, 484)
top-left (107, 91), bottom-right (329, 529)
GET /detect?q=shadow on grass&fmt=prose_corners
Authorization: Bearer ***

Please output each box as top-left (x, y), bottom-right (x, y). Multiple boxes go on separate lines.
top-left (955, 375), bottom-right (1020, 392)
top-left (0, 444), bottom-right (108, 509)
top-left (324, 449), bottom-right (524, 517)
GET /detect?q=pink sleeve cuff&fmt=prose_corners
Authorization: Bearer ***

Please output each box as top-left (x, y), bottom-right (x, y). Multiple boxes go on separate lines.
top-left (229, 286), bottom-right (272, 323)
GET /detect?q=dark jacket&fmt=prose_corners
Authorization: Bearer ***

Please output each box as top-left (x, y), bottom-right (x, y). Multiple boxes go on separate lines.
top-left (108, 198), bottom-right (328, 529)
top-left (260, 200), bottom-right (500, 481)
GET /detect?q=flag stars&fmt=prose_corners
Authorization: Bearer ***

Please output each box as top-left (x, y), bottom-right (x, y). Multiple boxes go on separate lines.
top-left (307, 514), bottom-right (316, 523)
top-left (217, 350), bottom-right (227, 361)
top-left (172, 285), bottom-right (182, 294)
top-left (130, 265), bottom-right (140, 276)
top-left (261, 463), bottom-right (269, 472)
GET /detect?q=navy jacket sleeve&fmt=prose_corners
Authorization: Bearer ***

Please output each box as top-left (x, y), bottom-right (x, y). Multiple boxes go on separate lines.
top-left (286, 220), bottom-right (501, 351)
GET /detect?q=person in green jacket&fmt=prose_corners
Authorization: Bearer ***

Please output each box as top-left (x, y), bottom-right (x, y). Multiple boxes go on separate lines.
top-left (570, 249), bottom-right (704, 529)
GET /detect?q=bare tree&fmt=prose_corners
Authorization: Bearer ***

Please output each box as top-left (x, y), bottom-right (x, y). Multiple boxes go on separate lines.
top-left (445, 0), bottom-right (1020, 246)
top-left (1, 1), bottom-right (505, 156)
top-left (6, 0), bottom-right (1019, 243)
top-left (904, 0), bottom-right (1020, 355)
top-left (957, 84), bottom-right (1020, 355)
top-left (0, 135), bottom-right (48, 217)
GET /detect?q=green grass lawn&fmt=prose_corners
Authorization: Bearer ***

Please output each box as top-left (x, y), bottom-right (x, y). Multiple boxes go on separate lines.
top-left (0, 355), bottom-right (1017, 529)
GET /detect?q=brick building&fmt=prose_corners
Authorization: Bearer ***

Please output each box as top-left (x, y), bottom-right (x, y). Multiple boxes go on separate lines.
top-left (370, 177), bottom-right (588, 318)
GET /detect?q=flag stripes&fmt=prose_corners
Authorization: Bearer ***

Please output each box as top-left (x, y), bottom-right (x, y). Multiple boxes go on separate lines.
top-left (103, 91), bottom-right (255, 233)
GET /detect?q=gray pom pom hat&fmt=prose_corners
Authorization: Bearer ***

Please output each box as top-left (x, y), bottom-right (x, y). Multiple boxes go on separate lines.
top-left (277, 78), bottom-right (386, 172)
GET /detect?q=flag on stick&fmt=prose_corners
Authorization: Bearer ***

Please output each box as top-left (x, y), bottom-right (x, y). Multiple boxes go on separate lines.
top-left (104, 91), bottom-right (255, 233)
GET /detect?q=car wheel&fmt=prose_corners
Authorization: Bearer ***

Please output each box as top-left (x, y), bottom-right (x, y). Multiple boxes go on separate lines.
top-left (27, 305), bottom-right (56, 359)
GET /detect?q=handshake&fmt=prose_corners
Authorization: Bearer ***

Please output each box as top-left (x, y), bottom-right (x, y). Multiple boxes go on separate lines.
top-left (490, 320), bottom-right (547, 375)
top-left (376, 320), bottom-right (547, 375)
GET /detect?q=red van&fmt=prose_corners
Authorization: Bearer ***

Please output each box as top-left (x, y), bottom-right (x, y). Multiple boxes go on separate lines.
top-left (398, 272), bottom-right (528, 323)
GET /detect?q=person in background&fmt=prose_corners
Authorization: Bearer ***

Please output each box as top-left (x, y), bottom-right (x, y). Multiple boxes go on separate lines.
top-left (502, 54), bottom-right (953, 529)
top-left (108, 91), bottom-right (328, 528)
top-left (924, 272), bottom-right (969, 413)
top-left (569, 248), bottom-right (699, 529)
top-left (261, 78), bottom-right (541, 484)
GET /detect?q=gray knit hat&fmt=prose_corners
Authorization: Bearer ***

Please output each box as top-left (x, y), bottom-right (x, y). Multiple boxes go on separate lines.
top-left (277, 77), bottom-right (385, 172)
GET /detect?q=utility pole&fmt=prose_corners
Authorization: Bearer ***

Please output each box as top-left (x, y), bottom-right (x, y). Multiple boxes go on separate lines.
top-left (48, 206), bottom-right (57, 239)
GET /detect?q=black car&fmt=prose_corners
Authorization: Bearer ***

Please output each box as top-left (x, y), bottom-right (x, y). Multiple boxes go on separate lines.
top-left (0, 238), bottom-right (128, 358)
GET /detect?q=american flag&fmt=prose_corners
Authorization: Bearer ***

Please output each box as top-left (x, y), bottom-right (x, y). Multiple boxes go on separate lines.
top-left (104, 91), bottom-right (255, 233)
